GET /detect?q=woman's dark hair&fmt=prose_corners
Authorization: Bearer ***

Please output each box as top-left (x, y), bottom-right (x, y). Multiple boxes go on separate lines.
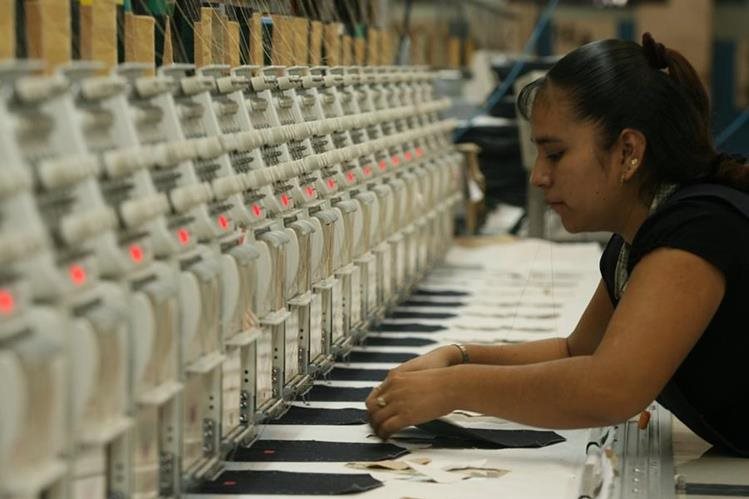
top-left (517, 34), bottom-right (749, 197)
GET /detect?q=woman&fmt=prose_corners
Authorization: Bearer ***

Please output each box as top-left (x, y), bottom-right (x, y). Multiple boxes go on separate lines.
top-left (366, 33), bottom-right (749, 455)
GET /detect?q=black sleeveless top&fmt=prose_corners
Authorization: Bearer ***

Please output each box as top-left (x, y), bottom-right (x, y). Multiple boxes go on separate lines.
top-left (600, 184), bottom-right (749, 456)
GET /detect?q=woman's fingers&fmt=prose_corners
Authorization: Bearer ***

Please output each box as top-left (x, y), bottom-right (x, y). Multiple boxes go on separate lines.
top-left (369, 395), bottom-right (399, 428)
top-left (376, 414), bottom-right (407, 440)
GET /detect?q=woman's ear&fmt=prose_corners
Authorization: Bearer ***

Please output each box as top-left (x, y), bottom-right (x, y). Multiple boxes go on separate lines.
top-left (618, 128), bottom-right (647, 182)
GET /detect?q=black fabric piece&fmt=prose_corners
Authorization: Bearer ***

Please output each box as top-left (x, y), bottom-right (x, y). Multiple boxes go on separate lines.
top-left (304, 385), bottom-right (374, 402)
top-left (195, 470), bottom-right (383, 495)
top-left (413, 289), bottom-right (470, 297)
top-left (402, 300), bottom-right (466, 308)
top-left (683, 483), bottom-right (749, 496)
top-left (230, 440), bottom-right (409, 462)
top-left (600, 184), bottom-right (749, 456)
top-left (386, 311), bottom-right (457, 320)
top-left (373, 323), bottom-right (446, 333)
top-left (364, 336), bottom-right (437, 347)
top-left (392, 419), bottom-right (565, 449)
top-left (326, 368), bottom-right (389, 382)
top-left (266, 406), bottom-right (368, 425)
top-left (343, 351), bottom-right (419, 363)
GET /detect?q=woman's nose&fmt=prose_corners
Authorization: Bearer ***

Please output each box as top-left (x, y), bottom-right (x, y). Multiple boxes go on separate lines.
top-left (530, 160), bottom-right (551, 188)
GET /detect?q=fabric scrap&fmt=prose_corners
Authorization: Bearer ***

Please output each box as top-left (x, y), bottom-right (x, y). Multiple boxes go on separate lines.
top-left (364, 336), bottom-right (437, 347)
top-left (390, 419), bottom-right (565, 449)
top-left (194, 470), bottom-right (383, 495)
top-left (406, 459), bottom-right (465, 484)
top-left (326, 368), bottom-right (389, 382)
top-left (373, 323), bottom-right (446, 333)
top-left (305, 385), bottom-right (374, 402)
top-left (343, 351), bottom-right (419, 363)
top-left (266, 406), bottom-right (369, 425)
top-left (230, 440), bottom-right (409, 462)
top-left (347, 457), bottom-right (431, 471)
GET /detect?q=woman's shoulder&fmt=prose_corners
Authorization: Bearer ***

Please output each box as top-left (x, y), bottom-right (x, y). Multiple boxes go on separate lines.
top-left (632, 186), bottom-right (749, 275)
top-left (645, 185), bottom-right (749, 234)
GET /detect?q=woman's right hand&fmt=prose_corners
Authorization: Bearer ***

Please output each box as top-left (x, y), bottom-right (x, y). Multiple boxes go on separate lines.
top-left (390, 345), bottom-right (463, 374)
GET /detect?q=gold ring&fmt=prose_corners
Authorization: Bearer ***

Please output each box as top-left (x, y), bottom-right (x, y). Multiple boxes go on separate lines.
top-left (376, 396), bottom-right (387, 408)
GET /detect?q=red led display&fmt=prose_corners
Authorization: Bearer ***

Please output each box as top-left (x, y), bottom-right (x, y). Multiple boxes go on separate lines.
top-left (346, 171), bottom-right (355, 183)
top-left (177, 228), bottom-right (190, 246)
top-left (0, 289), bottom-right (14, 315)
top-left (363, 165), bottom-right (373, 176)
top-left (251, 203), bottom-right (262, 218)
top-left (218, 215), bottom-right (229, 230)
top-left (69, 264), bottom-right (87, 285)
top-left (391, 155), bottom-right (401, 166)
top-left (306, 186), bottom-right (316, 198)
top-left (378, 160), bottom-right (387, 171)
top-left (129, 244), bottom-right (144, 263)
top-left (327, 178), bottom-right (336, 189)
top-left (404, 151), bottom-right (413, 161)
top-left (280, 193), bottom-right (290, 207)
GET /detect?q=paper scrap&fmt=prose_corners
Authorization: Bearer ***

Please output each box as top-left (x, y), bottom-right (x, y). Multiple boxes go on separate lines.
top-left (406, 460), bottom-right (466, 484)
top-left (347, 457), bottom-right (431, 472)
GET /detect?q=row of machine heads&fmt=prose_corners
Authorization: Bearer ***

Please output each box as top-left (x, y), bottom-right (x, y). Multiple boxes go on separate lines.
top-left (0, 62), bottom-right (463, 498)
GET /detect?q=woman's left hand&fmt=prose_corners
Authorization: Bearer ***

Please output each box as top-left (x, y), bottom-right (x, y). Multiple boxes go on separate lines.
top-left (365, 367), bottom-right (458, 440)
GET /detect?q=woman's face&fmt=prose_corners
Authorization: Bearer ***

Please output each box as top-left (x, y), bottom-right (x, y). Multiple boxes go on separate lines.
top-left (529, 85), bottom-right (628, 234)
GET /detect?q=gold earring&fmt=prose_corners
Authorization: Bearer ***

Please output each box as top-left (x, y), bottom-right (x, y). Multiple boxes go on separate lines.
top-left (631, 158), bottom-right (639, 166)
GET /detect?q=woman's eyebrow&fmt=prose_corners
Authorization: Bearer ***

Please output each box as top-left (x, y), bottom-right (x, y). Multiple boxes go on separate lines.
top-left (531, 136), bottom-right (564, 145)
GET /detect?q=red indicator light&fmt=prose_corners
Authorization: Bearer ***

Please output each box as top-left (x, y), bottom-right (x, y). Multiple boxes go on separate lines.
top-left (416, 147), bottom-right (424, 157)
top-left (251, 203), bottom-right (262, 218)
top-left (280, 193), bottom-right (290, 207)
top-left (391, 155), bottom-right (401, 166)
top-left (363, 165), bottom-right (373, 176)
top-left (378, 160), bottom-right (387, 171)
top-left (69, 264), bottom-right (87, 286)
top-left (327, 178), bottom-right (336, 189)
top-left (306, 186), bottom-right (316, 198)
top-left (129, 244), bottom-right (144, 263)
top-left (404, 151), bottom-right (413, 161)
top-left (177, 228), bottom-right (190, 246)
top-left (0, 289), bottom-right (15, 315)
top-left (218, 215), bottom-right (229, 230)
top-left (346, 171), bottom-right (355, 183)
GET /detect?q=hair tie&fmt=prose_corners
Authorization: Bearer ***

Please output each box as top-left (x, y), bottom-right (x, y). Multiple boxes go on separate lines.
top-left (642, 32), bottom-right (670, 70)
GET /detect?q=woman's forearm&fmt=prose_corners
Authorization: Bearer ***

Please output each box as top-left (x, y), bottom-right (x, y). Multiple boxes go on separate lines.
top-left (463, 337), bottom-right (571, 366)
top-left (448, 357), bottom-right (637, 428)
